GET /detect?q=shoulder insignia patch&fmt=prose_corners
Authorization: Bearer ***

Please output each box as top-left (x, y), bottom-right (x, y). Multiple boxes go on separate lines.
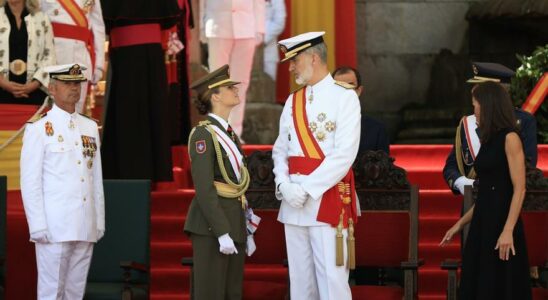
top-left (27, 112), bottom-right (47, 124)
top-left (195, 140), bottom-right (206, 154)
top-left (334, 81), bottom-right (356, 90)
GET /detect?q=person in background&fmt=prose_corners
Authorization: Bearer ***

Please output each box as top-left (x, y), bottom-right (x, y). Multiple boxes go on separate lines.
top-left (333, 66), bottom-right (390, 154)
top-left (263, 0), bottom-right (286, 81)
top-left (200, 0), bottom-right (265, 140)
top-left (0, 0), bottom-right (55, 105)
top-left (40, 0), bottom-right (106, 113)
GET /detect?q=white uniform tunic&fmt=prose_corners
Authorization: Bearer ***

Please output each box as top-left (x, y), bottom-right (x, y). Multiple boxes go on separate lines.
top-left (20, 103), bottom-right (105, 299)
top-left (272, 73), bottom-right (361, 300)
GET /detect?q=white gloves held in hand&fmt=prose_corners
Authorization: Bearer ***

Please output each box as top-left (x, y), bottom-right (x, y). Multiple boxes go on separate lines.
top-left (218, 233), bottom-right (238, 255)
top-left (454, 176), bottom-right (475, 195)
top-left (279, 182), bottom-right (308, 208)
top-left (30, 230), bottom-right (49, 243)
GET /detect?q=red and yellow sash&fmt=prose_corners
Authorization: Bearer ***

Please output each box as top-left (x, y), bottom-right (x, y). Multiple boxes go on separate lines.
top-left (288, 87), bottom-right (357, 228)
top-left (52, 0), bottom-right (95, 70)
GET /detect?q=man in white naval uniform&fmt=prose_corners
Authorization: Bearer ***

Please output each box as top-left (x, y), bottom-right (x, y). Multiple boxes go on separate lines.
top-left (20, 63), bottom-right (105, 300)
top-left (40, 0), bottom-right (106, 113)
top-left (199, 0), bottom-right (265, 139)
top-left (272, 32), bottom-right (361, 300)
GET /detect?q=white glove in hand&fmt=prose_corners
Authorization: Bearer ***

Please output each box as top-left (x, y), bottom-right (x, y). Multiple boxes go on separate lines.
top-left (279, 182), bottom-right (308, 208)
top-left (246, 235), bottom-right (257, 257)
top-left (218, 233), bottom-right (238, 255)
top-left (97, 230), bottom-right (105, 241)
top-left (454, 176), bottom-right (475, 195)
top-left (30, 230), bottom-right (49, 243)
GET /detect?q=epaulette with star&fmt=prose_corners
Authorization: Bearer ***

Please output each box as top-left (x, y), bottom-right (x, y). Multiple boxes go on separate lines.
top-left (26, 113), bottom-right (47, 123)
top-left (79, 113), bottom-right (100, 124)
top-left (334, 81), bottom-right (356, 90)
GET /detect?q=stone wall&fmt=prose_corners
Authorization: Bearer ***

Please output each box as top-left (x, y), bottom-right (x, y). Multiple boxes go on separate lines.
top-left (356, 0), bottom-right (487, 137)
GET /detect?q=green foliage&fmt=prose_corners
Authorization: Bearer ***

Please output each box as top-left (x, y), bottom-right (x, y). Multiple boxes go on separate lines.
top-left (510, 45), bottom-right (548, 143)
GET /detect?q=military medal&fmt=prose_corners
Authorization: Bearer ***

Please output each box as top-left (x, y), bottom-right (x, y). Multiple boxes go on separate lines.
top-left (316, 131), bottom-right (326, 142)
top-left (58, 135), bottom-right (64, 143)
top-left (87, 160), bottom-right (93, 169)
top-left (45, 121), bottom-right (54, 136)
top-left (317, 113), bottom-right (326, 122)
top-left (325, 121), bottom-right (336, 132)
top-left (309, 122), bottom-right (317, 132)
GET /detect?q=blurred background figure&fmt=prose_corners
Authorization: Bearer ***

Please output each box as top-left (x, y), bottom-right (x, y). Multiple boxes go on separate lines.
top-left (0, 0), bottom-right (55, 106)
top-left (333, 66), bottom-right (390, 154)
top-left (199, 0), bottom-right (265, 140)
top-left (263, 0), bottom-right (286, 81)
top-left (40, 0), bottom-right (105, 114)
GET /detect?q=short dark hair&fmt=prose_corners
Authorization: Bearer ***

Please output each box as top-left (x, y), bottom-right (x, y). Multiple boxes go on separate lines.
top-left (193, 87), bottom-right (219, 115)
top-left (332, 66), bottom-right (362, 87)
top-left (471, 81), bottom-right (517, 143)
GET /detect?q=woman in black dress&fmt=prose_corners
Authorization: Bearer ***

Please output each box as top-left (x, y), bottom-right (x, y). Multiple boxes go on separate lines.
top-left (440, 81), bottom-right (532, 299)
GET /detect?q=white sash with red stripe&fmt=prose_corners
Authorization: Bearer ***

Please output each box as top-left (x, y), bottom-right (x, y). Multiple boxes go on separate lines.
top-left (463, 115), bottom-right (480, 159)
top-left (211, 125), bottom-right (244, 181)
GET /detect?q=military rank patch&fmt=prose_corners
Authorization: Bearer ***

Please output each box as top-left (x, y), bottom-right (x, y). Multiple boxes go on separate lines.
top-left (196, 140), bottom-right (206, 154)
top-left (45, 121), bottom-right (54, 136)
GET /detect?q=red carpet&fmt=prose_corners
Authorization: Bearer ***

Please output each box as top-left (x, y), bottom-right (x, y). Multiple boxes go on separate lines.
top-left (6, 145), bottom-right (547, 299)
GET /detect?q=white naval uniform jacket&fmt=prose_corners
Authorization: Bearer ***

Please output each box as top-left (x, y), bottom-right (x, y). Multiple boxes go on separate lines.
top-left (0, 8), bottom-right (56, 88)
top-left (40, 0), bottom-right (105, 78)
top-left (272, 74), bottom-right (361, 226)
top-left (200, 0), bottom-right (265, 39)
top-left (20, 104), bottom-right (105, 242)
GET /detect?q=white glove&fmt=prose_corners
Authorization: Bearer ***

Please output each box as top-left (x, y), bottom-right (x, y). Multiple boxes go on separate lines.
top-left (246, 235), bottom-right (257, 257)
top-left (255, 33), bottom-right (264, 46)
top-left (279, 182), bottom-right (308, 208)
top-left (97, 230), bottom-right (105, 241)
top-left (218, 233), bottom-right (238, 255)
top-left (91, 68), bottom-right (103, 85)
top-left (30, 230), bottom-right (49, 244)
top-left (454, 176), bottom-right (475, 195)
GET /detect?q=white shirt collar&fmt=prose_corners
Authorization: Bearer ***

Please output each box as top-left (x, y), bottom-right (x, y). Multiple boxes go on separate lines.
top-left (308, 73), bottom-right (334, 91)
top-left (50, 103), bottom-right (78, 121)
top-left (208, 113), bottom-right (229, 131)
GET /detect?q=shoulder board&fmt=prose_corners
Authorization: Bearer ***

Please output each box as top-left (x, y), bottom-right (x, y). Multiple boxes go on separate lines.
top-left (290, 86), bottom-right (305, 95)
top-left (27, 113), bottom-right (47, 124)
top-left (334, 81), bottom-right (356, 90)
top-left (79, 113), bottom-right (100, 124)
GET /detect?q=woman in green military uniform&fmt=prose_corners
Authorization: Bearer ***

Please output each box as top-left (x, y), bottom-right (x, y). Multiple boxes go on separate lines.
top-left (184, 64), bottom-right (251, 300)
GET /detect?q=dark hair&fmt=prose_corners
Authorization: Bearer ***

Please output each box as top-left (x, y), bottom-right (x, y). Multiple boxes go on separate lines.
top-left (472, 82), bottom-right (517, 143)
top-left (332, 66), bottom-right (362, 87)
top-left (193, 87), bottom-right (219, 115)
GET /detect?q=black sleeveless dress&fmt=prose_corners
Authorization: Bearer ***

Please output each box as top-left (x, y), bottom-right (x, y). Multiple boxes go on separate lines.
top-left (459, 128), bottom-right (532, 299)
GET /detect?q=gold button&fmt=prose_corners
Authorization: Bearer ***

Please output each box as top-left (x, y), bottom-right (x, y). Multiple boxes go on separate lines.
top-left (77, 160), bottom-right (81, 165)
top-left (54, 9), bottom-right (59, 15)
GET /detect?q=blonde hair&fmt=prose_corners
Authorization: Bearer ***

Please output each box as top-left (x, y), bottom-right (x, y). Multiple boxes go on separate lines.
top-left (0, 0), bottom-right (41, 14)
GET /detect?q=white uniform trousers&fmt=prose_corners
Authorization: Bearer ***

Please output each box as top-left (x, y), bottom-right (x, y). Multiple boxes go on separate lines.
top-left (207, 38), bottom-right (256, 138)
top-left (35, 241), bottom-right (94, 300)
top-left (284, 224), bottom-right (352, 300)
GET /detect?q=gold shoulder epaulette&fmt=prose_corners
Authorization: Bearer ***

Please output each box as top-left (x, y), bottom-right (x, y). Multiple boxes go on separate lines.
top-left (290, 86), bottom-right (305, 95)
top-left (334, 81), bottom-right (356, 90)
top-left (27, 113), bottom-right (47, 123)
top-left (79, 113), bottom-right (100, 124)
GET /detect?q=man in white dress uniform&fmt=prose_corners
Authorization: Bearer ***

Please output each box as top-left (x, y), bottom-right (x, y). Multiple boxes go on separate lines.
top-left (272, 32), bottom-right (361, 300)
top-left (20, 63), bottom-right (105, 300)
top-left (40, 0), bottom-right (106, 113)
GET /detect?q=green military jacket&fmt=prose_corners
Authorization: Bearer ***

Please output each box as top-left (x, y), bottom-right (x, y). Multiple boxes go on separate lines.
top-left (183, 116), bottom-right (247, 243)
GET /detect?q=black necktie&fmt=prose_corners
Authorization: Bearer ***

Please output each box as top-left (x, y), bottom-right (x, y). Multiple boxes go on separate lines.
top-left (227, 125), bottom-right (236, 142)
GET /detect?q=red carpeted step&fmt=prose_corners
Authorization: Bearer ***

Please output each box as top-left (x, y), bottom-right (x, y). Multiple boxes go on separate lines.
top-left (150, 266), bottom-right (191, 294)
top-left (419, 218), bottom-right (460, 244)
top-left (151, 190), bottom-right (194, 217)
top-left (418, 267), bottom-right (451, 295)
top-left (151, 215), bottom-right (188, 242)
top-left (419, 190), bottom-right (462, 215)
top-left (419, 242), bottom-right (460, 265)
top-left (150, 240), bottom-right (192, 268)
top-left (150, 293), bottom-right (190, 300)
